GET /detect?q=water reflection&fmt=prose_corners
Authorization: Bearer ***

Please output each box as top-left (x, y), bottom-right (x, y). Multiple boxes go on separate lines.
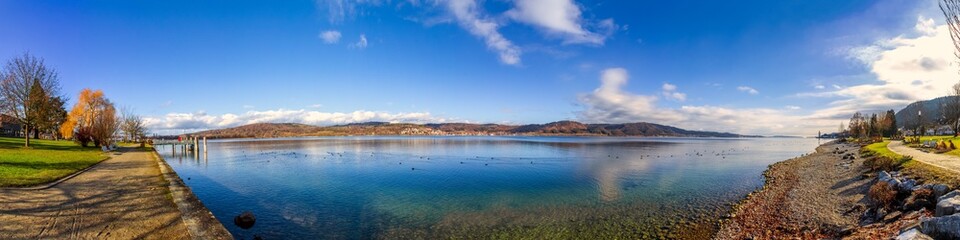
top-left (158, 136), bottom-right (819, 239)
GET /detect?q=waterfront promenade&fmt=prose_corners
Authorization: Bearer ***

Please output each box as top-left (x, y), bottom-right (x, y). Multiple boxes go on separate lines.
top-left (0, 147), bottom-right (189, 239)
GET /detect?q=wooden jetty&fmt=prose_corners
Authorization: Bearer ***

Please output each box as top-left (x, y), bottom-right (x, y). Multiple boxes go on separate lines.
top-left (153, 137), bottom-right (208, 157)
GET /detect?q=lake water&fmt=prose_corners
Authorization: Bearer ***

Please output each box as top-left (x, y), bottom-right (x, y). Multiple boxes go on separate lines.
top-left (157, 136), bottom-right (820, 239)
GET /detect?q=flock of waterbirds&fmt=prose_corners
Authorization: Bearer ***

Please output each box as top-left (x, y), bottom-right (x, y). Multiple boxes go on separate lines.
top-left (180, 146), bottom-right (757, 171)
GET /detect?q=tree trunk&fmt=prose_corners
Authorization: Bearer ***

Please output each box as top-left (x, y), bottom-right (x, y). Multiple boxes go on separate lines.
top-left (33, 128), bottom-right (39, 139)
top-left (23, 126), bottom-right (30, 147)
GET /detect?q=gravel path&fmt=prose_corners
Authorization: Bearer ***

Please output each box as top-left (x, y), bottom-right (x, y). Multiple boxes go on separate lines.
top-left (0, 148), bottom-right (190, 239)
top-left (714, 141), bottom-right (873, 239)
top-left (888, 141), bottom-right (960, 174)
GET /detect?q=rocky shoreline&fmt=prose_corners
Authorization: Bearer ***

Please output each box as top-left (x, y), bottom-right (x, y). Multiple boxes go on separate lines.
top-left (713, 141), bottom-right (960, 239)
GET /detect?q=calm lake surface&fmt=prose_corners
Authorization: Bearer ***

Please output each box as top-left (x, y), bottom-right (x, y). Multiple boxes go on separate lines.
top-left (157, 136), bottom-right (820, 239)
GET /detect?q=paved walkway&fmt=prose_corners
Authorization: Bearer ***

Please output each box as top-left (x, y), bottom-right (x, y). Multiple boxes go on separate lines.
top-left (0, 148), bottom-right (190, 239)
top-left (888, 141), bottom-right (960, 174)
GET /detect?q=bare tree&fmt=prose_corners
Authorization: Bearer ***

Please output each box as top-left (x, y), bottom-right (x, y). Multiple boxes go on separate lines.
top-left (0, 53), bottom-right (62, 147)
top-left (944, 1), bottom-right (960, 136)
top-left (946, 83), bottom-right (960, 137)
top-left (120, 107), bottom-right (147, 144)
top-left (943, 0), bottom-right (960, 64)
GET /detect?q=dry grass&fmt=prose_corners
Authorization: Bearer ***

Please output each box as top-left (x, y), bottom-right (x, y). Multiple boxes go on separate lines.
top-left (900, 160), bottom-right (960, 188)
top-left (868, 181), bottom-right (897, 210)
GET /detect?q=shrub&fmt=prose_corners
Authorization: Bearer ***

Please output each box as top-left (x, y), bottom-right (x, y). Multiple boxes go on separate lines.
top-left (869, 181), bottom-right (898, 209)
top-left (866, 156), bottom-right (898, 171)
top-left (951, 140), bottom-right (956, 150)
top-left (73, 128), bottom-right (93, 147)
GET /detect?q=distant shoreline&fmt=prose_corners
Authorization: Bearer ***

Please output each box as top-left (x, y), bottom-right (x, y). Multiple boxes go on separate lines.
top-left (168, 121), bottom-right (766, 139)
top-left (153, 134), bottom-right (781, 141)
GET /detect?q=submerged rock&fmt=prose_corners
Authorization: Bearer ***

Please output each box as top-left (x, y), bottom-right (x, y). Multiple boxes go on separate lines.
top-left (921, 214), bottom-right (960, 239)
top-left (234, 211), bottom-right (256, 229)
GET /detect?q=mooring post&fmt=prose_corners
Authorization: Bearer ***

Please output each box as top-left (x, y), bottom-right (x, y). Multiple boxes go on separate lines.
top-left (203, 137), bottom-right (207, 153)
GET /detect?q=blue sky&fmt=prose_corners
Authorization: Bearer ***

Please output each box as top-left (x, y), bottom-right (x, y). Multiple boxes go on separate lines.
top-left (0, 0), bottom-right (953, 135)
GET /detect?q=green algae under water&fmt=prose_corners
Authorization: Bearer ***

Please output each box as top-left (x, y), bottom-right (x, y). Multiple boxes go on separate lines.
top-left (158, 136), bottom-right (820, 239)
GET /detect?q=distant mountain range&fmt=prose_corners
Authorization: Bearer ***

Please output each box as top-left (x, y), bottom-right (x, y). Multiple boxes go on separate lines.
top-left (187, 121), bottom-right (758, 139)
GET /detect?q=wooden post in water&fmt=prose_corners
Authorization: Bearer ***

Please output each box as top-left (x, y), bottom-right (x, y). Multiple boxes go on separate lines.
top-left (203, 137), bottom-right (207, 153)
top-left (193, 137), bottom-right (199, 159)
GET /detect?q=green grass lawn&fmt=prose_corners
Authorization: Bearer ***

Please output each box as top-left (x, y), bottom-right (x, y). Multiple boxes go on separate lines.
top-left (0, 137), bottom-right (107, 187)
top-left (864, 139), bottom-right (960, 187)
top-left (864, 140), bottom-right (902, 160)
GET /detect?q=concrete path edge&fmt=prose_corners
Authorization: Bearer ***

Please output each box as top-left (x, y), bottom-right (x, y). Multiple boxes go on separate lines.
top-left (152, 150), bottom-right (234, 240)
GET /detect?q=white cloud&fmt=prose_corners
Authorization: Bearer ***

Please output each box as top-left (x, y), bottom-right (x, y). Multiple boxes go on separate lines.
top-left (804, 16), bottom-right (958, 121)
top-left (577, 68), bottom-right (684, 124)
top-left (445, 0), bottom-right (521, 65)
top-left (319, 30), bottom-right (342, 43)
top-left (313, 0), bottom-right (616, 65)
top-left (505, 0), bottom-right (615, 45)
top-left (577, 68), bottom-right (830, 135)
top-left (310, 104), bottom-right (324, 108)
top-left (737, 86), bottom-right (759, 95)
top-left (353, 34), bottom-right (368, 48)
top-left (144, 109), bottom-right (446, 133)
top-left (814, 85), bottom-right (825, 89)
top-left (661, 83), bottom-right (686, 101)
top-left (785, 105), bottom-right (801, 110)
top-left (662, 83), bottom-right (677, 91)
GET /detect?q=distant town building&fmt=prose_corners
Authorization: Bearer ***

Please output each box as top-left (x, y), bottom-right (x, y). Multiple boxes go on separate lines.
top-left (0, 114), bottom-right (22, 137)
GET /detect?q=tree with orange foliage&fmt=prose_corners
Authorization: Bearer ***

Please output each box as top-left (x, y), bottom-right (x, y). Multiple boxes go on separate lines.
top-left (61, 89), bottom-right (118, 147)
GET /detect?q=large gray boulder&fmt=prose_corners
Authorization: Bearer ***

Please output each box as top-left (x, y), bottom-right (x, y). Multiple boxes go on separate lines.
top-left (900, 179), bottom-right (918, 193)
top-left (936, 196), bottom-right (960, 217)
top-left (921, 214), bottom-right (960, 239)
top-left (898, 228), bottom-right (934, 240)
top-left (888, 178), bottom-right (904, 190)
top-left (931, 184), bottom-right (950, 198)
top-left (914, 184), bottom-right (952, 199)
top-left (879, 171), bottom-right (893, 182)
top-left (876, 171), bottom-right (904, 190)
top-left (940, 190), bottom-right (960, 203)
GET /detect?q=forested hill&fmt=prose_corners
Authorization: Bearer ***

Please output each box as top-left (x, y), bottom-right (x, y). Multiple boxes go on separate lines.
top-left (895, 96), bottom-right (960, 128)
top-left (188, 121), bottom-right (757, 139)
